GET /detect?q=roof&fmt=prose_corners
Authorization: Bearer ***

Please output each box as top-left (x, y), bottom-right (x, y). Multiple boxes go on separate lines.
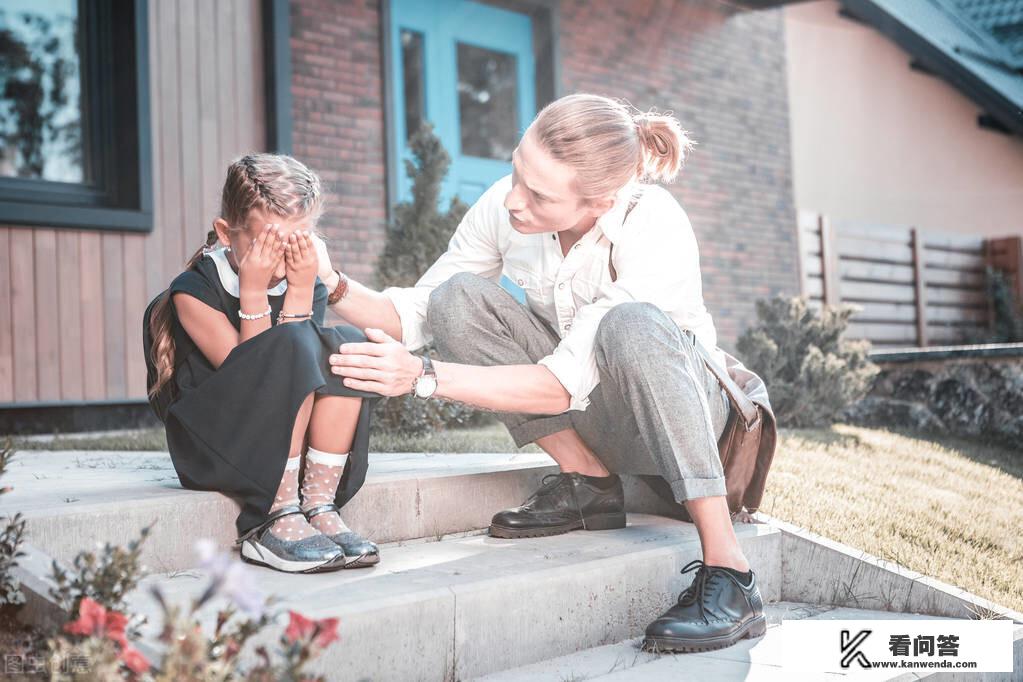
top-left (839, 0), bottom-right (1023, 136)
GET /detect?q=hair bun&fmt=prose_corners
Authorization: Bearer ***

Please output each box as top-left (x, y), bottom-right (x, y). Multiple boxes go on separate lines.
top-left (632, 111), bottom-right (695, 183)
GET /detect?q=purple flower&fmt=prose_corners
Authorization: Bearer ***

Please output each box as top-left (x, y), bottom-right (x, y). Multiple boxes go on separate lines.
top-left (194, 539), bottom-right (265, 618)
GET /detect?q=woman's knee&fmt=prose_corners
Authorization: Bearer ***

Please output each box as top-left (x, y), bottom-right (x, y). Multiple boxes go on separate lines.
top-left (595, 302), bottom-right (674, 359)
top-left (427, 272), bottom-right (490, 335)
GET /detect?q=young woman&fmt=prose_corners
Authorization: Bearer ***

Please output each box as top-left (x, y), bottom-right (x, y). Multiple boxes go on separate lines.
top-left (144, 153), bottom-right (382, 574)
top-left (315, 93), bottom-right (771, 653)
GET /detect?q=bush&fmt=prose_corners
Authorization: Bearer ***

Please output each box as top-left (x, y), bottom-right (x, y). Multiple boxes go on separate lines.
top-left (986, 266), bottom-right (1023, 343)
top-left (0, 442), bottom-right (341, 679)
top-left (0, 439), bottom-right (27, 615)
top-left (371, 122), bottom-right (496, 436)
top-left (736, 295), bottom-right (880, 428)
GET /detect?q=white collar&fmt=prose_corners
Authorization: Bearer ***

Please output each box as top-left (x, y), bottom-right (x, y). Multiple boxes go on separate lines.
top-left (596, 180), bottom-right (644, 244)
top-left (205, 247), bottom-right (289, 297)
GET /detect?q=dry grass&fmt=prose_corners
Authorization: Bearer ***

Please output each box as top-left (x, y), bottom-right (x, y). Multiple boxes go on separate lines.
top-left (760, 424), bottom-right (1023, 614)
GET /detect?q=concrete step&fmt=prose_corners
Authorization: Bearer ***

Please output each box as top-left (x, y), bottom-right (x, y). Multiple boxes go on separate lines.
top-left (2, 449), bottom-right (689, 574)
top-left (125, 514), bottom-right (784, 681)
top-left (477, 602), bottom-right (963, 681)
top-left (0, 450), bottom-right (558, 572)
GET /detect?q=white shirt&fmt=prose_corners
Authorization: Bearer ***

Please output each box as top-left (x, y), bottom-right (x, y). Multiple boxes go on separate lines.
top-left (381, 174), bottom-right (725, 412)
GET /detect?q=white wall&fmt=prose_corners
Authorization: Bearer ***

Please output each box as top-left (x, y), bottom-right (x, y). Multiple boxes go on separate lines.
top-left (784, 0), bottom-right (1023, 237)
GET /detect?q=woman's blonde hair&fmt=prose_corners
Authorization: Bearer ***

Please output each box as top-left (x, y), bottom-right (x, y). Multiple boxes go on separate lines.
top-left (527, 93), bottom-right (695, 202)
top-left (147, 153), bottom-right (325, 401)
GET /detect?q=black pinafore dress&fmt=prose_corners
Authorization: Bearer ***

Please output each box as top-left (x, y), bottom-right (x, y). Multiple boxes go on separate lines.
top-left (142, 249), bottom-right (382, 537)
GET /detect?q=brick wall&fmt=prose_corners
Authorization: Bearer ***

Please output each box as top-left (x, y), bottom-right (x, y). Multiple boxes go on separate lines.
top-left (289, 0), bottom-right (800, 347)
top-left (290, 0), bottom-right (389, 287)
top-left (558, 0), bottom-right (800, 346)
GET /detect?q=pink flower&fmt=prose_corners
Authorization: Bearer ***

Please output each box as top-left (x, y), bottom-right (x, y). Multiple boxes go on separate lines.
top-left (284, 611), bottom-right (340, 648)
top-left (63, 597), bottom-right (128, 648)
top-left (63, 597), bottom-right (149, 673)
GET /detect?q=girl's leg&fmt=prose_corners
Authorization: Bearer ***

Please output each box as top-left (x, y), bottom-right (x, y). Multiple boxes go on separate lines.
top-left (301, 394), bottom-right (363, 535)
top-left (266, 392), bottom-right (322, 540)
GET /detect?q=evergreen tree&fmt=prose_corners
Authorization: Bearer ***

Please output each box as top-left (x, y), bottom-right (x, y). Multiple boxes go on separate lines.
top-left (375, 123), bottom-right (468, 288)
top-left (371, 123), bottom-right (490, 436)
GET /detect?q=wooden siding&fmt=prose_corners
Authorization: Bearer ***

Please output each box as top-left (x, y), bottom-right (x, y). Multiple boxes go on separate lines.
top-left (0, 0), bottom-right (266, 406)
top-left (798, 210), bottom-right (1022, 348)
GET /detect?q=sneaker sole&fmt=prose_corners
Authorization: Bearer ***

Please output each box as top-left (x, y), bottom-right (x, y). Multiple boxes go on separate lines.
top-left (240, 540), bottom-right (345, 574)
top-left (641, 615), bottom-right (767, 654)
top-left (489, 512), bottom-right (626, 539)
top-left (305, 551), bottom-right (360, 573)
top-left (341, 552), bottom-right (380, 569)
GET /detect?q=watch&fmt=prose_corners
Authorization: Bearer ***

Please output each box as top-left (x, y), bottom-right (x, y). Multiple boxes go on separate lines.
top-left (412, 354), bottom-right (438, 399)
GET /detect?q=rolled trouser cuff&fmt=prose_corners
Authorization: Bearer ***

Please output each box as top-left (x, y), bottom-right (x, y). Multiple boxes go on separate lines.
top-left (669, 475), bottom-right (727, 503)
top-left (505, 412), bottom-right (573, 448)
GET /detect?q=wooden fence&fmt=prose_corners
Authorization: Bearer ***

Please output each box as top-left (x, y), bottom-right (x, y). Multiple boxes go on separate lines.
top-left (797, 211), bottom-right (1023, 348)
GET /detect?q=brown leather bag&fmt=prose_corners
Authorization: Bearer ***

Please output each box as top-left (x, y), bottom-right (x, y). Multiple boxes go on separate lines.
top-left (685, 335), bottom-right (778, 522)
top-left (609, 195), bottom-right (778, 522)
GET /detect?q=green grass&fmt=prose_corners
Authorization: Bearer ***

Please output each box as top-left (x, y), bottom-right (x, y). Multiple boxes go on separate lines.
top-left (5, 422), bottom-right (1020, 613)
top-left (3, 422), bottom-right (541, 454)
top-left (370, 422), bottom-right (542, 453)
top-left (5, 429), bottom-right (170, 451)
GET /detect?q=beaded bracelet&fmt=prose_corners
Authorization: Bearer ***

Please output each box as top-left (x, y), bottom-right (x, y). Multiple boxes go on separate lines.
top-left (238, 305), bottom-right (272, 321)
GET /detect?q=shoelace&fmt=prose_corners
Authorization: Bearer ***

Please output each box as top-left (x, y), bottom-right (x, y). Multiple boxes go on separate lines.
top-left (676, 559), bottom-right (720, 623)
top-left (527, 473), bottom-right (568, 501)
top-left (677, 559), bottom-right (753, 622)
top-left (527, 473), bottom-right (591, 529)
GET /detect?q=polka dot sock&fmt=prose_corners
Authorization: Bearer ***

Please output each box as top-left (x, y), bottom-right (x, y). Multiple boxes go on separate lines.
top-left (267, 456), bottom-right (319, 541)
top-left (300, 446), bottom-right (352, 536)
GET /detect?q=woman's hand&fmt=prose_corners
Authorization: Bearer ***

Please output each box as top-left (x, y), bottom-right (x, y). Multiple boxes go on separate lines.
top-left (238, 223), bottom-right (284, 292)
top-left (284, 230), bottom-right (318, 291)
top-left (311, 233), bottom-right (335, 283)
top-left (328, 328), bottom-right (424, 397)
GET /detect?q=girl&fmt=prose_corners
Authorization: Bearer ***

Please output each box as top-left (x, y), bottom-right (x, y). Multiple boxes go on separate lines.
top-left (143, 153), bottom-right (383, 574)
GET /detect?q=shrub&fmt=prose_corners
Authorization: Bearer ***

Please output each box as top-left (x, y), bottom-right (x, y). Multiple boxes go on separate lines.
top-left (0, 442), bottom-right (340, 679)
top-left (371, 122), bottom-right (496, 436)
top-left (736, 295), bottom-right (880, 428)
top-left (45, 538), bottom-right (342, 680)
top-left (986, 266), bottom-right (1023, 343)
top-left (0, 439), bottom-right (27, 615)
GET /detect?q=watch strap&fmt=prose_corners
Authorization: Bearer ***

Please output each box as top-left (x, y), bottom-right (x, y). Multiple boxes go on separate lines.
top-left (413, 354), bottom-right (437, 398)
top-left (420, 354), bottom-right (436, 377)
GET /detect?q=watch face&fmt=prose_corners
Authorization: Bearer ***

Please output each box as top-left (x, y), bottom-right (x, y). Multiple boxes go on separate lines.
top-left (416, 375), bottom-right (438, 397)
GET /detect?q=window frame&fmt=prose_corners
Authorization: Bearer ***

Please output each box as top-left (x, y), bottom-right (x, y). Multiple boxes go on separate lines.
top-left (0, 0), bottom-right (153, 232)
top-left (379, 0), bottom-right (560, 224)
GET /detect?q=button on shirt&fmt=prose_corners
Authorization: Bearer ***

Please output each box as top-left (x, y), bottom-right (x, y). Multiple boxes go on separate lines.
top-left (381, 174), bottom-right (725, 412)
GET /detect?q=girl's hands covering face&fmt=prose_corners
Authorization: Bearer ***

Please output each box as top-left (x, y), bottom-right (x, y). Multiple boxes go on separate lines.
top-left (237, 223), bottom-right (285, 291)
top-left (284, 230), bottom-right (318, 290)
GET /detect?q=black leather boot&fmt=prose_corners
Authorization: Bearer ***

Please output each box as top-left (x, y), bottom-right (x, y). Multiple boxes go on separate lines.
top-left (489, 472), bottom-right (626, 539)
top-left (643, 558), bottom-right (767, 653)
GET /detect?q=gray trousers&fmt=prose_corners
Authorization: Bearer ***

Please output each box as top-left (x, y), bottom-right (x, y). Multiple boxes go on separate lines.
top-left (426, 272), bottom-right (731, 504)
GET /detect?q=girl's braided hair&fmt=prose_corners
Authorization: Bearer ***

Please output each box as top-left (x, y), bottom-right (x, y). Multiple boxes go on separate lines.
top-left (147, 154), bottom-right (325, 401)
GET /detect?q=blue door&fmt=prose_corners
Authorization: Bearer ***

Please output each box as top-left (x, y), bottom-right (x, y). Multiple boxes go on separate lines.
top-left (389, 0), bottom-right (536, 300)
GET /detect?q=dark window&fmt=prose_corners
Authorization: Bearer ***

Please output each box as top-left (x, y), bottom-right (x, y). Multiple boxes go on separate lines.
top-left (401, 29), bottom-right (425, 141)
top-left (457, 42), bottom-right (518, 161)
top-left (0, 0), bottom-right (151, 231)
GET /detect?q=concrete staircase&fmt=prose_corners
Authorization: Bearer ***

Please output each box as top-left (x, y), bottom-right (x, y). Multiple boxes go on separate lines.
top-left (3, 449), bottom-right (1022, 681)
